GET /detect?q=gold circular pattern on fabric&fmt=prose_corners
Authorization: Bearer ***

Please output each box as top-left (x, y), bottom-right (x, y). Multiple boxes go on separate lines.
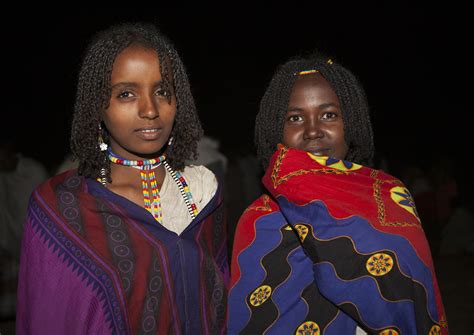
top-left (429, 325), bottom-right (441, 335)
top-left (249, 285), bottom-right (272, 307)
top-left (295, 224), bottom-right (309, 242)
top-left (379, 329), bottom-right (399, 335)
top-left (295, 321), bottom-right (320, 335)
top-left (366, 253), bottom-right (394, 276)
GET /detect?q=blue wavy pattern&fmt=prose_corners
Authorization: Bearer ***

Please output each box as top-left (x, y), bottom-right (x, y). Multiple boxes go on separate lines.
top-left (228, 211), bottom-right (286, 334)
top-left (324, 311), bottom-right (358, 334)
top-left (278, 196), bottom-right (439, 321)
top-left (315, 262), bottom-right (416, 333)
top-left (265, 246), bottom-right (312, 334)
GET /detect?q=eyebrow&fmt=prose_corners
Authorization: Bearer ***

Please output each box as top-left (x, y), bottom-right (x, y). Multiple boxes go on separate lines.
top-left (319, 103), bottom-right (339, 109)
top-left (111, 81), bottom-right (165, 90)
top-left (287, 107), bottom-right (304, 112)
top-left (288, 103), bottom-right (339, 112)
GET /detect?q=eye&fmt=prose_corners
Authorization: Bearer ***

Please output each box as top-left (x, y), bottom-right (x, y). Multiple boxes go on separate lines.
top-left (321, 112), bottom-right (338, 120)
top-left (156, 87), bottom-right (171, 97)
top-left (117, 91), bottom-right (135, 99)
top-left (287, 115), bottom-right (303, 122)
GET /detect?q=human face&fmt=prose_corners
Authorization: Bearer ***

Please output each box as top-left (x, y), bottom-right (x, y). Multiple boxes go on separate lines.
top-left (103, 45), bottom-right (176, 160)
top-left (282, 73), bottom-right (348, 160)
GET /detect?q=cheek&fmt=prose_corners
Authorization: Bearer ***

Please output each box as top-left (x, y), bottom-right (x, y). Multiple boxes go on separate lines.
top-left (282, 126), bottom-right (301, 148)
top-left (164, 109), bottom-right (177, 123)
top-left (103, 113), bottom-right (128, 131)
top-left (160, 103), bottom-right (177, 122)
top-left (339, 141), bottom-right (349, 157)
top-left (328, 123), bottom-right (345, 141)
top-left (102, 110), bottom-right (134, 139)
top-left (282, 125), bottom-right (291, 145)
top-left (332, 127), bottom-right (348, 156)
top-left (104, 103), bottom-right (130, 119)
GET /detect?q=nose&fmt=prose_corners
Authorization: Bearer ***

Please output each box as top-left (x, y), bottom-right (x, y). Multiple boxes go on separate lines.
top-left (138, 94), bottom-right (159, 119)
top-left (303, 118), bottom-right (323, 140)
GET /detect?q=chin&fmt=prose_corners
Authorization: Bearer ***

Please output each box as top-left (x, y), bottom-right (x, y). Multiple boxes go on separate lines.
top-left (144, 147), bottom-right (167, 156)
top-left (129, 144), bottom-right (167, 158)
top-left (330, 154), bottom-right (346, 161)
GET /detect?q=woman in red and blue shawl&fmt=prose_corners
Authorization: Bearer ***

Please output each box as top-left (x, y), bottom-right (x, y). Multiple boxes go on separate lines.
top-left (228, 53), bottom-right (448, 334)
top-left (16, 23), bottom-right (228, 334)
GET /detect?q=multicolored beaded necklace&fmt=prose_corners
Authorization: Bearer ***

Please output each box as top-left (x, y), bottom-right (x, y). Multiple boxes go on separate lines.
top-left (107, 149), bottom-right (198, 224)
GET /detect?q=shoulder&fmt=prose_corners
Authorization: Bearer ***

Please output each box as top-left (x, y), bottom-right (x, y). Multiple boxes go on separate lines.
top-left (180, 165), bottom-right (219, 204)
top-left (231, 194), bottom-right (280, 264)
top-left (34, 169), bottom-right (85, 199)
top-left (237, 194), bottom-right (280, 227)
top-left (182, 164), bottom-right (217, 185)
top-left (246, 194), bottom-right (279, 212)
top-left (375, 168), bottom-right (405, 184)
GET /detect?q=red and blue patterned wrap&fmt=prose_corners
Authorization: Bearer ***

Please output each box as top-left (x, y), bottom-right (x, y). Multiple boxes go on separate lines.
top-left (229, 145), bottom-right (448, 334)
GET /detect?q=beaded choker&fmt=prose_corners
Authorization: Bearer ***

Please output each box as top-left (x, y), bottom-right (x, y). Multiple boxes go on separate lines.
top-left (107, 149), bottom-right (198, 224)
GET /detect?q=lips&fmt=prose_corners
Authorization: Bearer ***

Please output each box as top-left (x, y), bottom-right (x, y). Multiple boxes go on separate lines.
top-left (305, 147), bottom-right (330, 156)
top-left (135, 127), bottom-right (163, 140)
top-left (137, 128), bottom-right (160, 133)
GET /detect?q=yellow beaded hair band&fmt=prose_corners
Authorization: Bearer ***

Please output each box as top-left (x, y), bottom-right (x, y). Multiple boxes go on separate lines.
top-left (296, 58), bottom-right (333, 76)
top-left (298, 70), bottom-right (319, 75)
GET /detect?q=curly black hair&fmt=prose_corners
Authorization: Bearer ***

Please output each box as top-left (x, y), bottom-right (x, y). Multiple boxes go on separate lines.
top-left (255, 52), bottom-right (374, 169)
top-left (70, 22), bottom-right (202, 180)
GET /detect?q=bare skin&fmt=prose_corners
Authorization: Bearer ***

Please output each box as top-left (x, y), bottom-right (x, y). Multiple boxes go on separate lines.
top-left (102, 45), bottom-right (176, 208)
top-left (283, 73), bottom-right (348, 160)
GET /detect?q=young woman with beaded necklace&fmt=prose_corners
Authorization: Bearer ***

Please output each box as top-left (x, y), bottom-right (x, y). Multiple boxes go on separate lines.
top-left (16, 22), bottom-right (228, 334)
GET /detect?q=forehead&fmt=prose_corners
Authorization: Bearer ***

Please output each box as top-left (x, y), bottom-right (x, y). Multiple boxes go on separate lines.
top-left (292, 73), bottom-right (332, 91)
top-left (289, 73), bottom-right (339, 102)
top-left (112, 45), bottom-right (161, 71)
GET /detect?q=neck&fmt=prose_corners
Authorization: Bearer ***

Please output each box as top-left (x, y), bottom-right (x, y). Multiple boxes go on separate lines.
top-left (107, 148), bottom-right (166, 166)
top-left (109, 163), bottom-right (166, 187)
top-left (107, 148), bottom-right (167, 187)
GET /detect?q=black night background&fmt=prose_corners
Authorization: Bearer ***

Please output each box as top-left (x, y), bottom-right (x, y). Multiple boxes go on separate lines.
top-left (1, 4), bottom-right (472, 333)
top-left (3, 6), bottom-right (470, 172)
